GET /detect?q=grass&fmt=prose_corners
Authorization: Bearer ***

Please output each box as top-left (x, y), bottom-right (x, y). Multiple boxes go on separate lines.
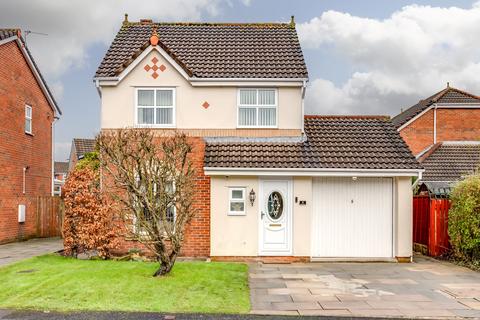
top-left (0, 254), bottom-right (250, 313)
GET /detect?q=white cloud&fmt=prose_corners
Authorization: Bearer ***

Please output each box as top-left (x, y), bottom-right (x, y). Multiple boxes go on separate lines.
top-left (298, 3), bottom-right (480, 116)
top-left (0, 0), bottom-right (224, 79)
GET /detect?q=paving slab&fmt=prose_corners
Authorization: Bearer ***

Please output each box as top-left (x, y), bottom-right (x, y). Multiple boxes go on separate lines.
top-left (249, 254), bottom-right (480, 318)
top-left (0, 238), bottom-right (62, 267)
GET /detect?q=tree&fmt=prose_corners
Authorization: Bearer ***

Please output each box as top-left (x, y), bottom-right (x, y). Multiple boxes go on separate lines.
top-left (63, 166), bottom-right (118, 258)
top-left (97, 130), bottom-right (195, 276)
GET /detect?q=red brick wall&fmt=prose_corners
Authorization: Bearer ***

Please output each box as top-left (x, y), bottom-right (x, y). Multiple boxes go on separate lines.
top-left (399, 109), bottom-right (434, 156)
top-left (0, 41), bottom-right (54, 243)
top-left (399, 108), bottom-right (480, 156)
top-left (436, 108), bottom-right (480, 142)
top-left (108, 136), bottom-right (210, 257)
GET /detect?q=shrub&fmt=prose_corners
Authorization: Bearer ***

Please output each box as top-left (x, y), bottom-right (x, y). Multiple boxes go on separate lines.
top-left (62, 167), bottom-right (118, 258)
top-left (448, 174), bottom-right (480, 260)
top-left (76, 151), bottom-right (100, 171)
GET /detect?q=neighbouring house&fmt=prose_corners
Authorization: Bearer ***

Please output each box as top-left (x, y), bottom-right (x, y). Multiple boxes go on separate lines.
top-left (392, 84), bottom-right (480, 157)
top-left (53, 161), bottom-right (69, 196)
top-left (68, 138), bottom-right (95, 171)
top-left (0, 29), bottom-right (61, 243)
top-left (93, 16), bottom-right (422, 261)
top-left (416, 142), bottom-right (480, 197)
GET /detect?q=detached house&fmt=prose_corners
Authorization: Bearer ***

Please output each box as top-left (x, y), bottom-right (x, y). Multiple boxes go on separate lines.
top-left (393, 85), bottom-right (480, 195)
top-left (392, 84), bottom-right (480, 156)
top-left (0, 29), bottom-right (61, 243)
top-left (94, 17), bottom-right (422, 261)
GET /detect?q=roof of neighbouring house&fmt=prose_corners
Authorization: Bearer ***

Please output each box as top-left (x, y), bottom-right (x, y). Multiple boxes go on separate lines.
top-left (73, 138), bottom-right (96, 159)
top-left (420, 142), bottom-right (480, 182)
top-left (204, 116), bottom-right (421, 171)
top-left (95, 18), bottom-right (308, 79)
top-left (418, 141), bottom-right (480, 196)
top-left (54, 161), bottom-right (69, 173)
top-left (0, 28), bottom-right (19, 41)
top-left (0, 28), bottom-right (61, 116)
top-left (392, 85), bottom-right (480, 129)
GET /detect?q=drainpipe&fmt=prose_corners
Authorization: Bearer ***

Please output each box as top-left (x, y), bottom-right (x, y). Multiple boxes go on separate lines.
top-left (51, 116), bottom-right (59, 196)
top-left (301, 80), bottom-right (307, 137)
top-left (23, 166), bottom-right (28, 194)
top-left (412, 171), bottom-right (423, 190)
top-left (433, 104), bottom-right (437, 144)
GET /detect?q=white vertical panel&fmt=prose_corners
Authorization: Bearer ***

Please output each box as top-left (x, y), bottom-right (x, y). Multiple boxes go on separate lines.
top-left (313, 177), bottom-right (393, 258)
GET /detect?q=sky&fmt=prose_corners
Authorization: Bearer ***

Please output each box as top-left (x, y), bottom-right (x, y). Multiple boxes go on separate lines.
top-left (1, 0), bottom-right (479, 161)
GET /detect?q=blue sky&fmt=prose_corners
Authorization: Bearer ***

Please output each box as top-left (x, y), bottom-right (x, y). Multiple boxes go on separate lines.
top-left (1, 0), bottom-right (479, 160)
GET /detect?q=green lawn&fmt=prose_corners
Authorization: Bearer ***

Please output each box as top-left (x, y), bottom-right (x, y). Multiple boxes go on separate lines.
top-left (0, 254), bottom-right (250, 313)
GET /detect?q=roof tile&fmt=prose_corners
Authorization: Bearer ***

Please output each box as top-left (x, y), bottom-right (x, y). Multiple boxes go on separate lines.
top-left (205, 116), bottom-right (421, 170)
top-left (95, 21), bottom-right (308, 79)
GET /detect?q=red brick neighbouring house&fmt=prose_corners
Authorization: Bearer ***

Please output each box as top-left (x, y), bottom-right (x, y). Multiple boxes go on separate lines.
top-left (0, 29), bottom-right (61, 243)
top-left (392, 84), bottom-right (480, 156)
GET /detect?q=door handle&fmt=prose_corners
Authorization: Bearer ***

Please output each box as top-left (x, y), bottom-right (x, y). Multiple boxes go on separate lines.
top-left (261, 211), bottom-right (265, 220)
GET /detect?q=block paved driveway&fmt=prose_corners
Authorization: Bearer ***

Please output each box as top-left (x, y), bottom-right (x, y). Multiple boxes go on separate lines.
top-left (0, 238), bottom-right (63, 267)
top-left (249, 255), bottom-right (480, 318)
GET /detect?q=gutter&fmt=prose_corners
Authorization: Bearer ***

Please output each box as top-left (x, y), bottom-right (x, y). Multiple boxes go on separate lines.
top-left (204, 167), bottom-right (424, 177)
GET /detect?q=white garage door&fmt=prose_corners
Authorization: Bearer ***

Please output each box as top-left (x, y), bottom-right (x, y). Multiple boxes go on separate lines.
top-left (312, 177), bottom-right (393, 258)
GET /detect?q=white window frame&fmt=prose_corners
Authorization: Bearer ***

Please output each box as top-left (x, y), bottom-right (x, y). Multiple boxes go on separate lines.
top-left (134, 87), bottom-right (176, 128)
top-left (237, 88), bottom-right (278, 128)
top-left (132, 179), bottom-right (177, 235)
top-left (25, 105), bottom-right (32, 134)
top-left (228, 187), bottom-right (246, 216)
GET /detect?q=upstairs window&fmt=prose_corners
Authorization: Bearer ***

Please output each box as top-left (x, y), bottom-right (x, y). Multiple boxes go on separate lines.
top-left (238, 89), bottom-right (277, 128)
top-left (25, 105), bottom-right (32, 134)
top-left (136, 88), bottom-right (175, 127)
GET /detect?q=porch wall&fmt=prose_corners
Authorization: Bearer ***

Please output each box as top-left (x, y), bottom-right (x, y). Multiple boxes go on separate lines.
top-left (210, 176), bottom-right (312, 257)
top-left (210, 176), bottom-right (259, 256)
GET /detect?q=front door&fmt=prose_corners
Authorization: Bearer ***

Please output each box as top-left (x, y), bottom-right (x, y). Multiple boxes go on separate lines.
top-left (259, 179), bottom-right (292, 255)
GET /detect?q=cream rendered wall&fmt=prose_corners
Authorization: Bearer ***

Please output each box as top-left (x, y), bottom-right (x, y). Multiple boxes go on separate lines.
top-left (292, 177), bottom-right (312, 256)
top-left (210, 176), bottom-right (259, 256)
top-left (100, 50), bottom-right (303, 130)
top-left (395, 176), bottom-right (413, 258)
top-left (210, 175), bottom-right (312, 257)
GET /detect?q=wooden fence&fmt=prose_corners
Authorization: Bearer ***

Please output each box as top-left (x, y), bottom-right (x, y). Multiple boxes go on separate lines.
top-left (413, 196), bottom-right (450, 257)
top-left (36, 196), bottom-right (64, 238)
top-left (413, 196), bottom-right (430, 251)
top-left (429, 199), bottom-right (450, 257)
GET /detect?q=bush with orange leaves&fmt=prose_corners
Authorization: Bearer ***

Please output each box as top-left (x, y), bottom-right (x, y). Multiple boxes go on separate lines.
top-left (62, 166), bottom-right (118, 258)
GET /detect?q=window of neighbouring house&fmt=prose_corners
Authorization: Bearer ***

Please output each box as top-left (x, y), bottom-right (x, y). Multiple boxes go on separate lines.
top-left (25, 105), bottom-right (32, 134)
top-left (136, 88), bottom-right (175, 126)
top-left (238, 89), bottom-right (277, 128)
top-left (229, 187), bottom-right (246, 215)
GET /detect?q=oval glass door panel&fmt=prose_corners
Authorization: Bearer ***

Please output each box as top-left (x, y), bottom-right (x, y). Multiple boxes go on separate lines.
top-left (267, 191), bottom-right (283, 220)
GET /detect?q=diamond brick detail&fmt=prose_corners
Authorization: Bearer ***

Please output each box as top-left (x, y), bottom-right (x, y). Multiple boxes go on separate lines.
top-left (144, 56), bottom-right (162, 79)
top-left (202, 101), bottom-right (210, 109)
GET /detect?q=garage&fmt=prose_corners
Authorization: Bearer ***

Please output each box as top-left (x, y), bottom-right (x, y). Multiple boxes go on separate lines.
top-left (312, 177), bottom-right (394, 258)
